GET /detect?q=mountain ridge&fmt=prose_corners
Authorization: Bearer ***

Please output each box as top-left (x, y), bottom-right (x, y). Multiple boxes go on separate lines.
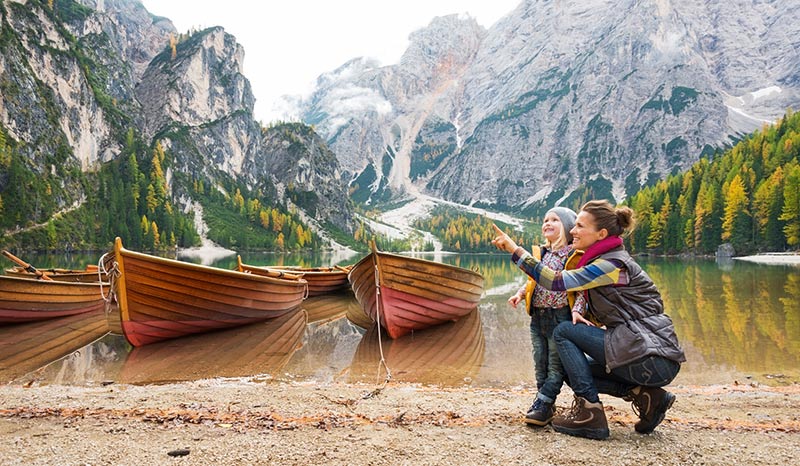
top-left (297, 0), bottom-right (800, 215)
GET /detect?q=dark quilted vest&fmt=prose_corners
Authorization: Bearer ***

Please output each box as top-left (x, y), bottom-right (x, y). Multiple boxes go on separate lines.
top-left (587, 249), bottom-right (686, 370)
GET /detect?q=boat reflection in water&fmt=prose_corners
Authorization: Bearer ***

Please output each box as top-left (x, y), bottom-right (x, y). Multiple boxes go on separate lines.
top-left (349, 309), bottom-right (485, 386)
top-left (302, 292), bottom-right (361, 325)
top-left (0, 308), bottom-right (111, 383)
top-left (119, 310), bottom-right (307, 385)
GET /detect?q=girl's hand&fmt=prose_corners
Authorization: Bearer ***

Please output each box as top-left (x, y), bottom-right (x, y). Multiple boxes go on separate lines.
top-left (572, 311), bottom-right (596, 326)
top-left (491, 224), bottom-right (518, 253)
top-left (508, 294), bottom-right (523, 308)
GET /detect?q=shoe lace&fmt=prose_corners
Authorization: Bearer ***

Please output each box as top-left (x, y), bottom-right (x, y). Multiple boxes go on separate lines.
top-left (530, 398), bottom-right (544, 412)
top-left (562, 397), bottom-right (582, 420)
top-left (625, 391), bottom-right (645, 418)
top-left (629, 398), bottom-right (641, 417)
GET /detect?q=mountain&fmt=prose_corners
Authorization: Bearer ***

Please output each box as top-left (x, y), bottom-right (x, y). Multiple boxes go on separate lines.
top-left (0, 0), bottom-right (354, 251)
top-left (297, 0), bottom-right (800, 214)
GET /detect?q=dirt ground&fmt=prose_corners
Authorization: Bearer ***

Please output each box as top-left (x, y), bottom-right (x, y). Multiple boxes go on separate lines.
top-left (1, 379), bottom-right (798, 465)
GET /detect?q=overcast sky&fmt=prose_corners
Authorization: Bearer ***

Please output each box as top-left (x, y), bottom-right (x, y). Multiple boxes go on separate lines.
top-left (140, 0), bottom-right (520, 123)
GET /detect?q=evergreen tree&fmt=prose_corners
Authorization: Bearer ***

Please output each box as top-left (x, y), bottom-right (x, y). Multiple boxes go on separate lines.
top-left (780, 162), bottom-right (800, 246)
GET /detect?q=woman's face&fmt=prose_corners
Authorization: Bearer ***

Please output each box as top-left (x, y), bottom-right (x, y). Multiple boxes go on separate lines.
top-left (541, 212), bottom-right (563, 244)
top-left (570, 211), bottom-right (607, 250)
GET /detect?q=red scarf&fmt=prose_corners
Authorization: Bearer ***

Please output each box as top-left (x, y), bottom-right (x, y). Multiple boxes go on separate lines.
top-left (576, 236), bottom-right (623, 268)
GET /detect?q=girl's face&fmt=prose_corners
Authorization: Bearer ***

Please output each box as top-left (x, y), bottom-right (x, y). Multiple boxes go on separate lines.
top-left (541, 212), bottom-right (564, 245)
top-left (570, 211), bottom-right (607, 250)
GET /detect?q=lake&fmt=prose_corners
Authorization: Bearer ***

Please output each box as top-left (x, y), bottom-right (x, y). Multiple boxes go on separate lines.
top-left (2, 251), bottom-right (798, 388)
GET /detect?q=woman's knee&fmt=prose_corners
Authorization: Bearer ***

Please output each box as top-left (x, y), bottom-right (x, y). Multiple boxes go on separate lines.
top-left (553, 320), bottom-right (575, 342)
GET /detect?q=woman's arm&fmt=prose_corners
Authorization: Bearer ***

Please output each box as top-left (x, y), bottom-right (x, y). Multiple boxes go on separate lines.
top-left (491, 223), bottom-right (625, 292)
top-left (514, 247), bottom-right (625, 292)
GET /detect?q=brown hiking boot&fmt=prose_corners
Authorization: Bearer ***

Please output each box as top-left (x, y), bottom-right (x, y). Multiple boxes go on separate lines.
top-left (626, 386), bottom-right (676, 434)
top-left (524, 398), bottom-right (555, 426)
top-left (551, 395), bottom-right (609, 440)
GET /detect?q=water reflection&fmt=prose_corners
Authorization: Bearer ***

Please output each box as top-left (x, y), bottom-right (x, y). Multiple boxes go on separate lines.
top-left (119, 310), bottom-right (307, 385)
top-left (302, 293), bottom-right (361, 324)
top-left (640, 257), bottom-right (800, 385)
top-left (3, 254), bottom-right (799, 387)
top-left (279, 311), bottom-right (364, 384)
top-left (349, 309), bottom-right (485, 386)
top-left (0, 309), bottom-right (111, 382)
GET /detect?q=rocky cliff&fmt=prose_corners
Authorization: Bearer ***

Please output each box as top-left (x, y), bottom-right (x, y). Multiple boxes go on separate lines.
top-left (0, 0), bottom-right (353, 247)
top-left (297, 0), bottom-right (800, 214)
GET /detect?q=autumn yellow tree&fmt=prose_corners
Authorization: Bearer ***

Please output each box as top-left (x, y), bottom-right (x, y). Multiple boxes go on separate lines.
top-left (170, 34), bottom-right (177, 60)
top-left (721, 174), bottom-right (750, 250)
top-left (271, 208), bottom-right (284, 232)
top-left (232, 189), bottom-right (245, 213)
top-left (259, 209), bottom-right (270, 229)
top-left (145, 183), bottom-right (157, 213)
top-left (151, 221), bottom-right (161, 247)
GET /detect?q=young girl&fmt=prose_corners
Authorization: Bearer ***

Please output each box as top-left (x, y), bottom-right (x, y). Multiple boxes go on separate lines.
top-left (493, 200), bottom-right (685, 439)
top-left (507, 207), bottom-right (583, 426)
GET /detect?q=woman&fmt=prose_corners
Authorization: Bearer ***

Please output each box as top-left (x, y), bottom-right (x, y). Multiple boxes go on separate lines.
top-left (491, 200), bottom-right (685, 440)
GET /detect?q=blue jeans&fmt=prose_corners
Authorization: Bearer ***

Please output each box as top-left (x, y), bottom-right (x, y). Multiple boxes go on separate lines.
top-left (553, 321), bottom-right (681, 403)
top-left (530, 306), bottom-right (571, 403)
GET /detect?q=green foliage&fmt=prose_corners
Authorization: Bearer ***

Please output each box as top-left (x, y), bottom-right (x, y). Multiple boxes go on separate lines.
top-left (577, 115), bottom-right (618, 176)
top-left (625, 110), bottom-right (800, 255)
top-left (664, 137), bottom-right (688, 163)
top-left (410, 125), bottom-right (456, 181)
top-left (562, 177), bottom-right (614, 213)
top-left (192, 175), bottom-right (320, 252)
top-left (641, 86), bottom-right (699, 116)
top-left (412, 206), bottom-right (540, 253)
top-left (349, 163), bottom-right (378, 204)
top-left (52, 0), bottom-right (93, 23)
top-left (0, 126), bottom-right (61, 231)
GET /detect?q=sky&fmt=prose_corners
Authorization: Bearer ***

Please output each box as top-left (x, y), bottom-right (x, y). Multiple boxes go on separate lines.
top-left (140, 0), bottom-right (521, 123)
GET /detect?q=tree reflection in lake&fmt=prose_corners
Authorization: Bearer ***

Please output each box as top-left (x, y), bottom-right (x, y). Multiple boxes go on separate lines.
top-left (641, 257), bottom-right (800, 385)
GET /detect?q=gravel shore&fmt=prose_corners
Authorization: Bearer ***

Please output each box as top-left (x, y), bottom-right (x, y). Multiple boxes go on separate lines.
top-left (2, 379), bottom-right (798, 465)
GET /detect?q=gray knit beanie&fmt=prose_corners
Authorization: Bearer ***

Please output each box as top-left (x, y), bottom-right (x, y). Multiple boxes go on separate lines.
top-left (546, 206), bottom-right (577, 244)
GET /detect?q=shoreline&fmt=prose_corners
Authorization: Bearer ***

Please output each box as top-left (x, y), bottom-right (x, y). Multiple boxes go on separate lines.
top-left (734, 252), bottom-right (800, 265)
top-left (1, 380), bottom-right (798, 465)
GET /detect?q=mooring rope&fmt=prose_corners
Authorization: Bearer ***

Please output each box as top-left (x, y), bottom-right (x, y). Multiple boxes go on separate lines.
top-left (97, 252), bottom-right (120, 305)
top-left (372, 261), bottom-right (392, 385)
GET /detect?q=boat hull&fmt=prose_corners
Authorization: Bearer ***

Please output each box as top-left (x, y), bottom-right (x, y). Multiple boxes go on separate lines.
top-left (113, 238), bottom-right (308, 346)
top-left (348, 248), bottom-right (484, 339)
top-left (0, 275), bottom-right (106, 324)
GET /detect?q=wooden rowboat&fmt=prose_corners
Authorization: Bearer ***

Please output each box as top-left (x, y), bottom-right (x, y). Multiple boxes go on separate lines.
top-left (0, 274), bottom-right (107, 324)
top-left (349, 309), bottom-right (485, 386)
top-left (348, 242), bottom-right (485, 339)
top-left (4, 265), bottom-right (109, 283)
top-left (0, 308), bottom-right (111, 382)
top-left (119, 310), bottom-right (307, 384)
top-left (236, 259), bottom-right (351, 296)
top-left (112, 237), bottom-right (308, 347)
